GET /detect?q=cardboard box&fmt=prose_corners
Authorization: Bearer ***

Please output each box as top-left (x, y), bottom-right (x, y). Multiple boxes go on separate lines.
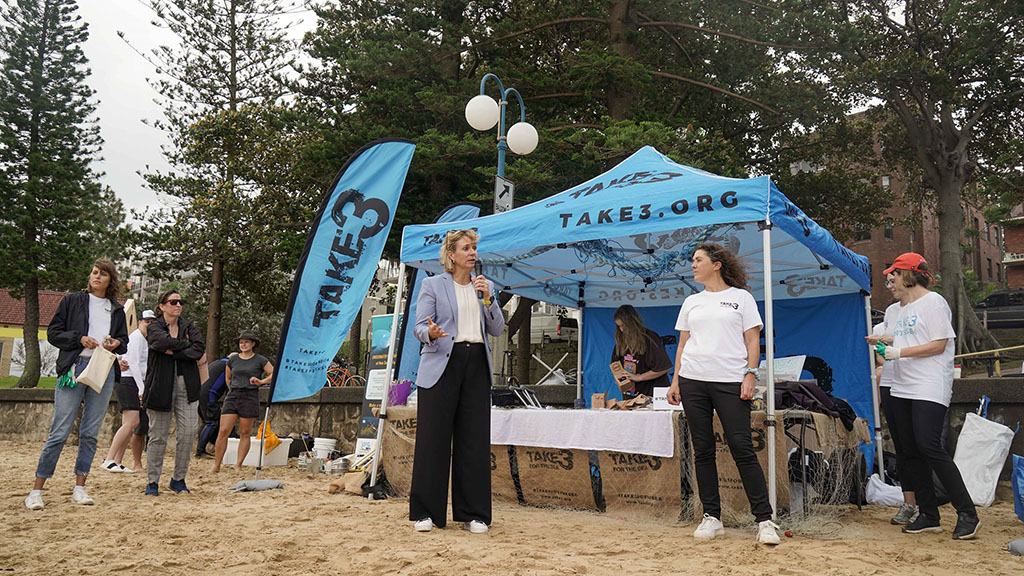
top-left (590, 392), bottom-right (607, 409)
top-left (609, 361), bottom-right (633, 392)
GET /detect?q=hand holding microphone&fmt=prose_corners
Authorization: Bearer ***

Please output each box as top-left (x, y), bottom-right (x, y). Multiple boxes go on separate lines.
top-left (473, 260), bottom-right (491, 304)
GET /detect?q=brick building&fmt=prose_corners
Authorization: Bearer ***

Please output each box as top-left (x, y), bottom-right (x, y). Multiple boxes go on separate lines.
top-left (844, 173), bottom-right (1004, 311)
top-left (0, 290), bottom-right (68, 378)
top-left (998, 206), bottom-right (1024, 288)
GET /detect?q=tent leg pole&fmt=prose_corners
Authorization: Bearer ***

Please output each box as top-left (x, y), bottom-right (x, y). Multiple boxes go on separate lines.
top-left (762, 220), bottom-right (778, 522)
top-left (576, 308), bottom-right (583, 401)
top-left (369, 259), bottom-right (407, 492)
top-left (866, 294), bottom-right (884, 481)
top-left (254, 404), bottom-right (271, 481)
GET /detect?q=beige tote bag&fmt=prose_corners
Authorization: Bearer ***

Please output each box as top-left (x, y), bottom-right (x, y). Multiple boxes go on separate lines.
top-left (76, 347), bottom-right (115, 393)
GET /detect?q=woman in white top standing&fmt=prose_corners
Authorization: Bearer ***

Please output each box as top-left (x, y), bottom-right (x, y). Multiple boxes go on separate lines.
top-left (875, 253), bottom-right (979, 539)
top-left (666, 243), bottom-right (779, 545)
top-left (101, 309), bottom-right (157, 474)
top-left (866, 272), bottom-right (917, 525)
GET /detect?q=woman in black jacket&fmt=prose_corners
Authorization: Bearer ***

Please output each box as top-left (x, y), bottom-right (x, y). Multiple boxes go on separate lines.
top-left (25, 258), bottom-right (128, 510)
top-left (143, 289), bottom-right (205, 496)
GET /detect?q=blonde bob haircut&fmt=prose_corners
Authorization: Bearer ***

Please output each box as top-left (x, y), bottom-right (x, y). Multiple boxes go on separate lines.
top-left (440, 229), bottom-right (479, 273)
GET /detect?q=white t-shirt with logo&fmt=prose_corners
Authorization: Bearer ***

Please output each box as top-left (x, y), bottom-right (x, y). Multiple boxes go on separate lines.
top-left (890, 291), bottom-right (956, 406)
top-left (879, 301), bottom-right (902, 388)
top-left (674, 286), bottom-right (763, 383)
top-left (81, 293), bottom-right (112, 358)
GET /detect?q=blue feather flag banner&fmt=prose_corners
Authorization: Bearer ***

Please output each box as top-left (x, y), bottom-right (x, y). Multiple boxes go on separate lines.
top-left (270, 139), bottom-right (416, 402)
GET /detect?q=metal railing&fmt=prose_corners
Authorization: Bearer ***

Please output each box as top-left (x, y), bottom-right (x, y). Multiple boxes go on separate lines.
top-left (954, 344), bottom-right (1024, 377)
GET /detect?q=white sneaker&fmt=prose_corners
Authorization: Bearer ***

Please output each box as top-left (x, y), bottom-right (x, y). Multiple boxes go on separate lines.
top-left (71, 489), bottom-right (95, 506)
top-left (757, 520), bottom-right (781, 545)
top-left (414, 518), bottom-right (434, 532)
top-left (24, 493), bottom-right (44, 510)
top-left (120, 466), bottom-right (136, 474)
top-left (693, 513), bottom-right (724, 539)
top-left (101, 460), bottom-right (123, 473)
top-left (464, 520), bottom-right (488, 534)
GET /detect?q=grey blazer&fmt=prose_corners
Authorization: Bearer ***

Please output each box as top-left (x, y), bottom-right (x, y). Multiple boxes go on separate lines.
top-left (413, 272), bottom-right (505, 389)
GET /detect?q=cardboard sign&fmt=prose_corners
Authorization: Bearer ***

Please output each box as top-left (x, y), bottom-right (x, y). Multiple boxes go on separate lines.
top-left (515, 446), bottom-right (597, 510)
top-left (598, 446), bottom-right (682, 521)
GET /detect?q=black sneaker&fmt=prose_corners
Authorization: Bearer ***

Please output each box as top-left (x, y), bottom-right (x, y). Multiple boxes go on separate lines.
top-left (952, 512), bottom-right (980, 540)
top-left (902, 514), bottom-right (942, 534)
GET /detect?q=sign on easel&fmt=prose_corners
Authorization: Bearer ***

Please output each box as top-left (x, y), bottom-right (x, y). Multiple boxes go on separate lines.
top-left (354, 314), bottom-right (400, 455)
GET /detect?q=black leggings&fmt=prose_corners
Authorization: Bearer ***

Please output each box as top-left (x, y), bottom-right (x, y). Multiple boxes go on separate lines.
top-left (680, 377), bottom-right (773, 523)
top-left (409, 342), bottom-right (491, 527)
top-left (879, 386), bottom-right (913, 492)
top-left (887, 395), bottom-right (976, 521)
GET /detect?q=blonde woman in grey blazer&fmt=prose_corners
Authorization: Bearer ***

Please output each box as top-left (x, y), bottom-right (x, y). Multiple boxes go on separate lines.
top-left (410, 229), bottom-right (505, 534)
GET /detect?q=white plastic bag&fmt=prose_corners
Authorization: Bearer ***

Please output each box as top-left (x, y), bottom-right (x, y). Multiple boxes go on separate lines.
top-left (953, 412), bottom-right (1015, 507)
top-left (76, 346), bottom-right (115, 393)
top-left (865, 473), bottom-right (905, 507)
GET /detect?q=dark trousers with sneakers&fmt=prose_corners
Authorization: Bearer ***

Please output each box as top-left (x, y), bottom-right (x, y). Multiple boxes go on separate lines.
top-left (880, 386), bottom-right (914, 492)
top-left (680, 377), bottom-right (773, 523)
top-left (887, 395), bottom-right (976, 521)
top-left (409, 342), bottom-right (491, 528)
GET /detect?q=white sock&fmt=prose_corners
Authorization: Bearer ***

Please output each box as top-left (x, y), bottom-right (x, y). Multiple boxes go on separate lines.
top-left (73, 485), bottom-right (86, 494)
top-left (29, 489), bottom-right (41, 497)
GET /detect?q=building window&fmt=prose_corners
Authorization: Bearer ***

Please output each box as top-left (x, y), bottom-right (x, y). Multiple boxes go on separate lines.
top-left (988, 258), bottom-right (993, 279)
top-left (855, 224), bottom-right (871, 242)
top-left (882, 176), bottom-right (890, 188)
top-left (884, 218), bottom-right (893, 240)
top-left (985, 222), bottom-right (991, 241)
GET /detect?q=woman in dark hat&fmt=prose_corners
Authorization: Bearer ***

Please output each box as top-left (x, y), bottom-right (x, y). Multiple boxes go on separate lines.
top-left (212, 330), bottom-right (274, 473)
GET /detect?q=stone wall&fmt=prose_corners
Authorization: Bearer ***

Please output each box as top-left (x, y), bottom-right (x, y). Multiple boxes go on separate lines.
top-left (0, 385), bottom-right (578, 454)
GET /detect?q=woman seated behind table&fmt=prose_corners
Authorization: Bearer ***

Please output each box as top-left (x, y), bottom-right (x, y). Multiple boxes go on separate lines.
top-left (610, 304), bottom-right (671, 398)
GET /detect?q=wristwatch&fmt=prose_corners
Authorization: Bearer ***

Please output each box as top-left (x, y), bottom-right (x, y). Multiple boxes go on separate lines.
top-left (743, 367), bottom-right (759, 380)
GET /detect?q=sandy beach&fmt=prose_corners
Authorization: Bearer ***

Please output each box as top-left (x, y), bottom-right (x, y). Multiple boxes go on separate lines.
top-left (1, 439), bottom-right (1022, 575)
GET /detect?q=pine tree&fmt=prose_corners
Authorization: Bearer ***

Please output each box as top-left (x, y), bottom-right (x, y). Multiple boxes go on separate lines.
top-left (130, 0), bottom-right (303, 358)
top-left (0, 0), bottom-right (124, 387)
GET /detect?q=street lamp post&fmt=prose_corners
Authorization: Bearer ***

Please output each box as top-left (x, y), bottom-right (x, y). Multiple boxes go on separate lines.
top-left (465, 73), bottom-right (538, 213)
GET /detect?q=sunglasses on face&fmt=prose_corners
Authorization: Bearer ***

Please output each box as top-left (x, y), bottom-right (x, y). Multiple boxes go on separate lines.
top-left (165, 299), bottom-right (185, 306)
top-left (884, 280), bottom-right (894, 287)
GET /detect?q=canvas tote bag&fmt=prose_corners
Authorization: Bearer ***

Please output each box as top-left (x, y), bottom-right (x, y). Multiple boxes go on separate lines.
top-left (76, 347), bottom-right (115, 393)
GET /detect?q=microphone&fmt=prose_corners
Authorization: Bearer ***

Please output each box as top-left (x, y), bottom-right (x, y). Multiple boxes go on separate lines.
top-left (474, 260), bottom-right (484, 299)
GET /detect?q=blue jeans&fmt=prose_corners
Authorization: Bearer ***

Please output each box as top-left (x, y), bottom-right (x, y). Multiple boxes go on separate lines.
top-left (34, 356), bottom-right (116, 478)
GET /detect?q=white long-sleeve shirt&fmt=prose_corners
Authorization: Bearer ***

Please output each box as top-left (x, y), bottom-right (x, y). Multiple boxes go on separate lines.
top-left (122, 329), bottom-right (149, 395)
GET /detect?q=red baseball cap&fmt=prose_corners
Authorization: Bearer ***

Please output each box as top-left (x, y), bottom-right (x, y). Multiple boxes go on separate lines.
top-left (883, 252), bottom-right (928, 275)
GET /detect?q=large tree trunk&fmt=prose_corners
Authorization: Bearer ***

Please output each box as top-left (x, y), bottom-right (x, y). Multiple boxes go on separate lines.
top-left (207, 254), bottom-right (223, 359)
top-left (606, 0), bottom-right (638, 122)
top-left (936, 179), bottom-right (999, 353)
top-left (17, 275), bottom-right (42, 388)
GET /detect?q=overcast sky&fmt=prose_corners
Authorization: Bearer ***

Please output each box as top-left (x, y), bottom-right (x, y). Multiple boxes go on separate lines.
top-left (76, 1), bottom-right (314, 218)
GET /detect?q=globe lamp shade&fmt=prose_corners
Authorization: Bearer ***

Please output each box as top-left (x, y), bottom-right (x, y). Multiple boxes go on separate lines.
top-left (465, 95), bottom-right (499, 131)
top-left (506, 122), bottom-right (538, 155)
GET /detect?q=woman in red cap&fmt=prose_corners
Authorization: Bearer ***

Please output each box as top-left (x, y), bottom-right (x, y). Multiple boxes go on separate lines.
top-left (875, 253), bottom-right (980, 539)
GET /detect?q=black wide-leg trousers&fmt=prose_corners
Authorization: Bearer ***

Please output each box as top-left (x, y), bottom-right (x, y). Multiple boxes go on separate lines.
top-left (409, 342), bottom-right (491, 527)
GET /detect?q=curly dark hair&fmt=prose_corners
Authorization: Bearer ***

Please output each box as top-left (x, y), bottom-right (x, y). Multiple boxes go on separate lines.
top-left (694, 243), bottom-right (748, 290)
top-left (89, 258), bottom-right (122, 302)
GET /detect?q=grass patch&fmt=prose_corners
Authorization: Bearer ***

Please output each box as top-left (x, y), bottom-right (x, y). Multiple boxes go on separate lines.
top-left (0, 377), bottom-right (57, 389)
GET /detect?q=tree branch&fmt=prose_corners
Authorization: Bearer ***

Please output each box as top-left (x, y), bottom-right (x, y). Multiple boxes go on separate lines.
top-left (454, 17), bottom-right (608, 59)
top-left (636, 11), bottom-right (695, 68)
top-left (649, 70), bottom-right (779, 115)
top-left (636, 21), bottom-right (819, 51)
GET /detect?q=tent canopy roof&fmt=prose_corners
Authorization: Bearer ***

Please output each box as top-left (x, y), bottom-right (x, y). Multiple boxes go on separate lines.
top-left (400, 146), bottom-right (870, 308)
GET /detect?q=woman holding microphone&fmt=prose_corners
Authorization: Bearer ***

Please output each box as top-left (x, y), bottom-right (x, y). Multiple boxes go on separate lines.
top-left (409, 229), bottom-right (505, 534)
top-left (666, 243), bottom-right (779, 545)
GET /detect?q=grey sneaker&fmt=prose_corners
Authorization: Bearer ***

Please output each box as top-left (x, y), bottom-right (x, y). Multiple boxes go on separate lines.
top-left (890, 504), bottom-right (919, 525)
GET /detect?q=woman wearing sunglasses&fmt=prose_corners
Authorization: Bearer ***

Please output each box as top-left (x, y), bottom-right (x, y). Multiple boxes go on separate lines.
top-left (143, 290), bottom-right (205, 496)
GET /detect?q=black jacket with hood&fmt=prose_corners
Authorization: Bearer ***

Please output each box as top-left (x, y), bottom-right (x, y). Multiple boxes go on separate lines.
top-left (47, 291), bottom-right (129, 376)
top-left (143, 313), bottom-right (205, 411)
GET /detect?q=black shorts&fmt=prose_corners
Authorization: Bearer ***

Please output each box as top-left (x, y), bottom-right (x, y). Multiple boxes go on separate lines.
top-left (116, 377), bottom-right (143, 411)
top-left (222, 388), bottom-right (260, 419)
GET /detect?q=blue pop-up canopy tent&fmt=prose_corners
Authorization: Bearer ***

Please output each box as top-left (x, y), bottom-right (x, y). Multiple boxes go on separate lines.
top-left (385, 146), bottom-right (879, 515)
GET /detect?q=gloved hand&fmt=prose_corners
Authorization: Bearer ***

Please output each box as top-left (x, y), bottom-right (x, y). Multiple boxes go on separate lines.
top-left (875, 342), bottom-right (901, 360)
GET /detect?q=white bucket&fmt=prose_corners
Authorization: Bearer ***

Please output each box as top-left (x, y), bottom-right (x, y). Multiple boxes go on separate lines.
top-left (312, 437), bottom-right (337, 459)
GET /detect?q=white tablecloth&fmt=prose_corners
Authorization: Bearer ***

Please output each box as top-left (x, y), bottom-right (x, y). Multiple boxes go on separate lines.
top-left (490, 408), bottom-right (675, 457)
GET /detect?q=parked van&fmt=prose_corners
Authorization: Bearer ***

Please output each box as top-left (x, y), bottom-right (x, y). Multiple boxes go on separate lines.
top-left (530, 302), bottom-right (579, 344)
